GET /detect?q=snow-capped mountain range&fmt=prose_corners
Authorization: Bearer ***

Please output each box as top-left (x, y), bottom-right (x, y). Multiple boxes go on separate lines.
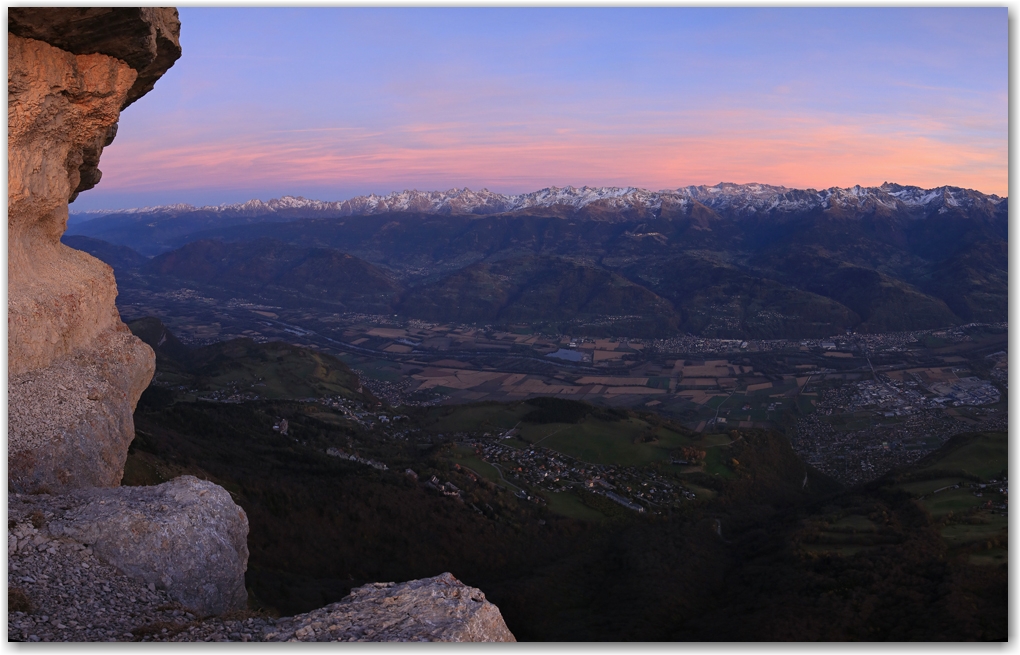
top-left (71, 182), bottom-right (1005, 220)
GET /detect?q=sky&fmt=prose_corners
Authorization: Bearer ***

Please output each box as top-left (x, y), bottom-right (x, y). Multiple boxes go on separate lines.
top-left (72, 7), bottom-right (1008, 211)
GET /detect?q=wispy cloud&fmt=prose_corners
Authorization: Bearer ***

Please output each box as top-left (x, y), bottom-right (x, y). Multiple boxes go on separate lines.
top-left (97, 106), bottom-right (1006, 198)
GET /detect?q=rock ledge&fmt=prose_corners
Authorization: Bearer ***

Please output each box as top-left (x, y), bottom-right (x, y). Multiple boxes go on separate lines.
top-left (265, 573), bottom-right (516, 642)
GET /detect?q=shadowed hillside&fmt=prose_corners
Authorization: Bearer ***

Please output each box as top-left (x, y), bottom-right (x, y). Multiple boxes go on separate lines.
top-left (70, 183), bottom-right (1007, 337)
top-left (399, 256), bottom-right (681, 337)
top-left (129, 317), bottom-right (376, 404)
top-left (144, 238), bottom-right (401, 313)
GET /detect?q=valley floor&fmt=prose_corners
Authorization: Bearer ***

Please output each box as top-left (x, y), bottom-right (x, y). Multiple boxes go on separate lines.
top-left (118, 286), bottom-right (1008, 487)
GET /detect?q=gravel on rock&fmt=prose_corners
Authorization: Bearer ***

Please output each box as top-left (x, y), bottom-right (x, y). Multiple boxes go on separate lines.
top-left (9, 495), bottom-right (515, 642)
top-left (8, 493), bottom-right (272, 642)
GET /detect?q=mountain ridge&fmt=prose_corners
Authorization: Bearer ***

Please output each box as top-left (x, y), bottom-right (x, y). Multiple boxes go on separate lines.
top-left (70, 181), bottom-right (1006, 221)
top-left (65, 175), bottom-right (1008, 337)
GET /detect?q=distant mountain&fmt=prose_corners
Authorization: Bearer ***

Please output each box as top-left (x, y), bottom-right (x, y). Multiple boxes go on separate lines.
top-left (399, 255), bottom-right (681, 337)
top-left (144, 238), bottom-right (400, 313)
top-left (72, 182), bottom-right (1007, 338)
top-left (61, 234), bottom-right (148, 275)
top-left (71, 182), bottom-right (1006, 223)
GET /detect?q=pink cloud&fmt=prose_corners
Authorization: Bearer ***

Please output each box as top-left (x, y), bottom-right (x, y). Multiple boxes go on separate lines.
top-left (96, 108), bottom-right (1006, 198)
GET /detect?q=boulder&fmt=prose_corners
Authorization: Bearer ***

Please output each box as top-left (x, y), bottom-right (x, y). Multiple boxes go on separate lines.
top-left (40, 476), bottom-right (250, 616)
top-left (264, 572), bottom-right (516, 642)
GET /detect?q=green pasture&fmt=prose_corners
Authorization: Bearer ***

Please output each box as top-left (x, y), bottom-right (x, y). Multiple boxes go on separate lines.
top-left (918, 487), bottom-right (987, 518)
top-left (702, 447), bottom-right (735, 478)
top-left (700, 433), bottom-right (736, 447)
top-left (541, 490), bottom-right (608, 522)
top-left (201, 348), bottom-right (362, 400)
top-left (915, 431), bottom-right (1007, 480)
top-left (427, 403), bottom-right (530, 435)
top-left (795, 396), bottom-right (817, 415)
top-left (683, 482), bottom-right (718, 500)
top-left (515, 416), bottom-right (694, 466)
top-left (706, 396), bottom-right (731, 410)
top-left (830, 514), bottom-right (877, 532)
top-left (969, 548), bottom-right (1007, 567)
top-left (800, 544), bottom-right (872, 557)
top-left (896, 477), bottom-right (967, 497)
top-left (300, 407), bottom-right (350, 426)
top-left (353, 358), bottom-right (403, 382)
top-left (939, 515), bottom-right (1008, 548)
top-left (451, 445), bottom-right (506, 487)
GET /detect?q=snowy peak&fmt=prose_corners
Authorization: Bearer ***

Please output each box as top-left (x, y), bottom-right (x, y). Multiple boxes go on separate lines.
top-left (72, 182), bottom-right (1005, 220)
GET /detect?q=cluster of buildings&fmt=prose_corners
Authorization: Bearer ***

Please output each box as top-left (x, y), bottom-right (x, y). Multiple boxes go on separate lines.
top-left (927, 377), bottom-right (1001, 406)
top-left (650, 333), bottom-right (853, 356)
top-left (195, 387), bottom-right (263, 404)
top-left (422, 474), bottom-right (465, 499)
top-left (795, 381), bottom-right (1007, 486)
top-left (357, 377), bottom-right (448, 408)
top-left (972, 478), bottom-right (1009, 515)
top-left (846, 379), bottom-right (926, 416)
top-left (648, 322), bottom-right (1008, 360)
top-left (469, 441), bottom-right (694, 514)
top-left (324, 447), bottom-right (388, 471)
top-left (317, 396), bottom-right (410, 436)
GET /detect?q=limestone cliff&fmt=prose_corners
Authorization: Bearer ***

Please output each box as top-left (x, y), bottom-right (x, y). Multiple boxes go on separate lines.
top-left (7, 8), bottom-right (180, 493)
top-left (7, 6), bottom-right (249, 616)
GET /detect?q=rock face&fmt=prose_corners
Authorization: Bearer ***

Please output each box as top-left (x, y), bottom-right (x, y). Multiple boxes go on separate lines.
top-left (9, 330), bottom-right (153, 493)
top-left (8, 8), bottom-right (183, 197)
top-left (7, 9), bottom-right (179, 493)
top-left (6, 5), bottom-right (251, 618)
top-left (7, 8), bottom-right (182, 103)
top-left (264, 573), bottom-right (517, 642)
top-left (15, 477), bottom-right (250, 617)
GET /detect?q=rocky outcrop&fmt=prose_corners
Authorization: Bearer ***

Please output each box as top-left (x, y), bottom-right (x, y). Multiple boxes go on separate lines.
top-left (8, 8), bottom-right (182, 106)
top-left (10, 477), bottom-right (249, 617)
top-left (263, 573), bottom-right (516, 642)
top-left (9, 330), bottom-right (153, 493)
top-left (8, 496), bottom-right (514, 643)
top-left (9, 8), bottom-right (182, 198)
top-left (7, 4), bottom-right (249, 623)
top-left (43, 477), bottom-right (250, 615)
top-left (7, 9), bottom-right (179, 493)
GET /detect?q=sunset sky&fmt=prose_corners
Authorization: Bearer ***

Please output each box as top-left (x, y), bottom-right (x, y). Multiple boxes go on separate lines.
top-left (73, 7), bottom-right (1007, 211)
